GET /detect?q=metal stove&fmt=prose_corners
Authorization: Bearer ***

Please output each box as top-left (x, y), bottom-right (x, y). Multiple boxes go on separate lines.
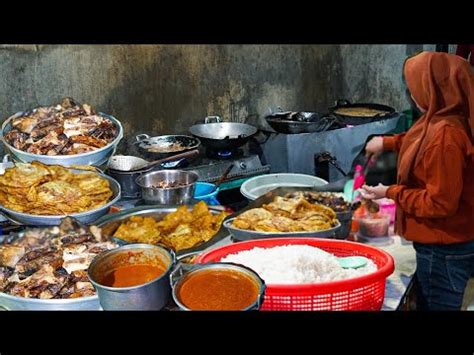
top-left (182, 146), bottom-right (270, 187)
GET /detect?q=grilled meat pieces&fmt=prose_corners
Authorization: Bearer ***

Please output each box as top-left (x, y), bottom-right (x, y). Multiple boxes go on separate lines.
top-left (0, 217), bottom-right (117, 299)
top-left (4, 98), bottom-right (117, 155)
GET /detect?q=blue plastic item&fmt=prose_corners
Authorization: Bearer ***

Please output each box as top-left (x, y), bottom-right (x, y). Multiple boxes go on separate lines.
top-left (194, 182), bottom-right (220, 206)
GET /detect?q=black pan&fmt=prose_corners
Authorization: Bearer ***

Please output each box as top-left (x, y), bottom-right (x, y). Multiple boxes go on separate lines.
top-left (265, 111), bottom-right (337, 134)
top-left (134, 134), bottom-right (201, 160)
top-left (329, 99), bottom-right (397, 126)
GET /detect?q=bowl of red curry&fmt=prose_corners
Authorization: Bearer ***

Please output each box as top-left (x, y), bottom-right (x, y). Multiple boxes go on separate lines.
top-left (171, 262), bottom-right (266, 311)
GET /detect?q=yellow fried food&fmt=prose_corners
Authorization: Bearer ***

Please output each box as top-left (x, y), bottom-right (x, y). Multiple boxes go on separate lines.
top-left (114, 216), bottom-right (162, 244)
top-left (113, 201), bottom-right (229, 252)
top-left (231, 196), bottom-right (339, 233)
top-left (0, 162), bottom-right (113, 215)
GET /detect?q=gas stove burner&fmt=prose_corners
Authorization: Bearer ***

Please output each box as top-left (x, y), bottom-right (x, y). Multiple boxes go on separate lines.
top-left (206, 148), bottom-right (243, 160)
top-left (218, 150), bottom-right (232, 158)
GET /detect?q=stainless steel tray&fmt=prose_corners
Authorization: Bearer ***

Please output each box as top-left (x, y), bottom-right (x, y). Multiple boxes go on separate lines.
top-left (0, 168), bottom-right (121, 226)
top-left (223, 218), bottom-right (340, 241)
top-left (0, 231), bottom-right (101, 310)
top-left (223, 186), bottom-right (355, 241)
top-left (94, 205), bottom-right (229, 257)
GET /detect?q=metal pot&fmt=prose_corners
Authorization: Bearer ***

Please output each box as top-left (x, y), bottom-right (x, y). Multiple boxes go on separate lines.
top-left (106, 156), bottom-right (154, 199)
top-left (135, 170), bottom-right (198, 205)
top-left (189, 116), bottom-right (258, 151)
top-left (329, 100), bottom-right (397, 126)
top-left (1, 112), bottom-right (124, 167)
top-left (171, 262), bottom-right (266, 311)
top-left (88, 244), bottom-right (176, 311)
top-left (134, 134), bottom-right (200, 160)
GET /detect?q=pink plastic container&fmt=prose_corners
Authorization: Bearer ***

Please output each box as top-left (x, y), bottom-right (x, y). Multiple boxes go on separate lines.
top-left (376, 198), bottom-right (396, 225)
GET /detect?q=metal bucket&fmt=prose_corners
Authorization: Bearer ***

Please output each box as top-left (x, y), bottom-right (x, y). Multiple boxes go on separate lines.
top-left (88, 244), bottom-right (176, 310)
top-left (171, 262), bottom-right (266, 311)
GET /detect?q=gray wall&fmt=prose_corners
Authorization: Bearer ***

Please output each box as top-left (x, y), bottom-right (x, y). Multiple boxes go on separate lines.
top-left (0, 44), bottom-right (448, 155)
top-left (0, 44), bottom-right (343, 153)
top-left (339, 44), bottom-right (437, 111)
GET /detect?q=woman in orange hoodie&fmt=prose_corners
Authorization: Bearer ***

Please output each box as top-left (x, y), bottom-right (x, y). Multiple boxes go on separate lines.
top-left (361, 52), bottom-right (474, 310)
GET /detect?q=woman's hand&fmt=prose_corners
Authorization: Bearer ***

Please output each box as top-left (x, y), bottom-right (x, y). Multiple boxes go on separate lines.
top-left (359, 183), bottom-right (389, 200)
top-left (365, 136), bottom-right (384, 158)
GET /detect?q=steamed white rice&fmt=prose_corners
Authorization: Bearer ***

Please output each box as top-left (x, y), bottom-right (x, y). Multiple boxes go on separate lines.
top-left (220, 245), bottom-right (377, 284)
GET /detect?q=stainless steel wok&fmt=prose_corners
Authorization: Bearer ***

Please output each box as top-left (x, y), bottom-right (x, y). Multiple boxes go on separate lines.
top-left (189, 116), bottom-right (258, 151)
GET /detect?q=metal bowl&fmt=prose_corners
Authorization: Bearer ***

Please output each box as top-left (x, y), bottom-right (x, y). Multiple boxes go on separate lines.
top-left (0, 231), bottom-right (101, 310)
top-left (135, 170), bottom-right (198, 205)
top-left (0, 292), bottom-right (101, 311)
top-left (0, 169), bottom-right (121, 226)
top-left (240, 173), bottom-right (328, 201)
top-left (171, 262), bottom-right (266, 311)
top-left (88, 244), bottom-right (176, 311)
top-left (223, 218), bottom-right (341, 241)
top-left (1, 112), bottom-right (124, 167)
top-left (94, 205), bottom-right (229, 257)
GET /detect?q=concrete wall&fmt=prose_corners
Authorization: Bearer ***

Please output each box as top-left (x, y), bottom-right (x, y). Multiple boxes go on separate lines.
top-left (0, 45), bottom-right (342, 153)
top-left (0, 44), bottom-right (452, 157)
top-left (339, 44), bottom-right (437, 111)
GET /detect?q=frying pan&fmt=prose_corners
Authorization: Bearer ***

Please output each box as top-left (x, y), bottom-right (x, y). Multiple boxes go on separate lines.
top-left (134, 134), bottom-right (201, 160)
top-left (329, 100), bottom-right (397, 126)
top-left (189, 116), bottom-right (258, 151)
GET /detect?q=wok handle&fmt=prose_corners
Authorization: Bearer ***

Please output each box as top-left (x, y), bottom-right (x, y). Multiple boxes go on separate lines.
top-left (335, 99), bottom-right (351, 107)
top-left (135, 134), bottom-right (150, 142)
top-left (145, 149), bottom-right (200, 170)
top-left (204, 116), bottom-right (222, 124)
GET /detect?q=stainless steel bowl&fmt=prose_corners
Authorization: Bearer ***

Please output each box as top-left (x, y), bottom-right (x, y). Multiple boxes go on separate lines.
top-left (0, 231), bottom-right (102, 310)
top-left (223, 218), bottom-right (341, 241)
top-left (135, 170), bottom-right (199, 205)
top-left (94, 205), bottom-right (229, 257)
top-left (1, 112), bottom-right (124, 167)
top-left (0, 169), bottom-right (121, 226)
top-left (0, 293), bottom-right (101, 311)
top-left (88, 244), bottom-right (175, 310)
top-left (171, 262), bottom-right (266, 311)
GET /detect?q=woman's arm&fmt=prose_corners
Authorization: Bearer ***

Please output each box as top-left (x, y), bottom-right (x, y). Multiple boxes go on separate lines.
top-left (386, 143), bottom-right (465, 218)
top-left (383, 133), bottom-right (406, 153)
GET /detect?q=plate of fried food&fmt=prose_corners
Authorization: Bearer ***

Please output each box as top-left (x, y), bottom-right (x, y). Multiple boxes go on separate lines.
top-left (0, 217), bottom-right (118, 310)
top-left (224, 196), bottom-right (341, 241)
top-left (0, 161), bottom-right (121, 225)
top-left (95, 201), bottom-right (230, 255)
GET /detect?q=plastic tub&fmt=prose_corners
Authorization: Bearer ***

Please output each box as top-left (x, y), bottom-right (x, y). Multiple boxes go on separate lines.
top-left (376, 198), bottom-right (396, 225)
top-left (357, 213), bottom-right (391, 238)
top-left (194, 182), bottom-right (220, 205)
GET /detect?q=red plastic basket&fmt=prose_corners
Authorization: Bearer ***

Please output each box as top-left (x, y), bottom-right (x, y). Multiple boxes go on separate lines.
top-left (195, 238), bottom-right (395, 311)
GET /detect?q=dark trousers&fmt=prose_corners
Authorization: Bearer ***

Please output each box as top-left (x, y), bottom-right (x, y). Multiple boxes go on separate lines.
top-left (413, 241), bottom-right (474, 310)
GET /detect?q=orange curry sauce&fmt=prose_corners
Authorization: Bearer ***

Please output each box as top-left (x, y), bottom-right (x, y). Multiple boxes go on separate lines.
top-left (178, 269), bottom-right (260, 310)
top-left (101, 264), bottom-right (166, 288)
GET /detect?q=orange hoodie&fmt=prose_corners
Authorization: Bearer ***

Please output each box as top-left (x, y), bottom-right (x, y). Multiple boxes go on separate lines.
top-left (384, 52), bottom-right (474, 245)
